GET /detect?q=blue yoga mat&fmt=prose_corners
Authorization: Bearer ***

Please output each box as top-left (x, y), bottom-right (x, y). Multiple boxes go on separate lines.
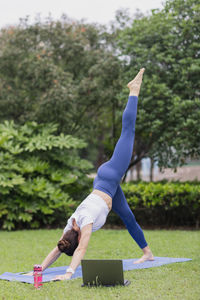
top-left (0, 257), bottom-right (191, 284)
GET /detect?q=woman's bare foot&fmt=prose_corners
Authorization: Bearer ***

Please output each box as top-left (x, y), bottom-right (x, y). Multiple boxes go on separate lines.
top-left (134, 245), bottom-right (154, 264)
top-left (134, 253), bottom-right (154, 264)
top-left (127, 68), bottom-right (145, 97)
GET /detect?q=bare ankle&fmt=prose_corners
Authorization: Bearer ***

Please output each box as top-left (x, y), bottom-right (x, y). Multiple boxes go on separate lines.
top-left (142, 246), bottom-right (152, 255)
top-left (129, 90), bottom-right (139, 97)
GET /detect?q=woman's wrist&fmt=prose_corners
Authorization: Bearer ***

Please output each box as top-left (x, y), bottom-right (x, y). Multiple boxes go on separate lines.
top-left (66, 267), bottom-right (75, 274)
top-left (41, 264), bottom-right (46, 272)
top-left (65, 267), bottom-right (75, 279)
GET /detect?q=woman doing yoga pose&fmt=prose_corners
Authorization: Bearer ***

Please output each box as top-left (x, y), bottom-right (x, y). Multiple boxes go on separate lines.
top-left (27, 68), bottom-right (154, 280)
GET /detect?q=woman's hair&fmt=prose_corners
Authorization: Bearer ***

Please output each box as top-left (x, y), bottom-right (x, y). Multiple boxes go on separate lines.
top-left (57, 229), bottom-right (79, 256)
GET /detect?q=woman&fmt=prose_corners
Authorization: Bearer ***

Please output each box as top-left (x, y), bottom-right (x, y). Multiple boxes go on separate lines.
top-left (28, 68), bottom-right (154, 281)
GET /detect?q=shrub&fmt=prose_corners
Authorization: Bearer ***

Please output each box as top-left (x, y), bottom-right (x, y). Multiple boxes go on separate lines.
top-left (0, 121), bottom-right (92, 230)
top-left (107, 181), bottom-right (200, 228)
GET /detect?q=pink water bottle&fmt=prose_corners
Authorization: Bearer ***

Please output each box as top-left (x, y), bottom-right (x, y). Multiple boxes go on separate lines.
top-left (33, 265), bottom-right (43, 288)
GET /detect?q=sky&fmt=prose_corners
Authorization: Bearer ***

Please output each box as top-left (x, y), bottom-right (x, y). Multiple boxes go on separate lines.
top-left (0, 0), bottom-right (164, 29)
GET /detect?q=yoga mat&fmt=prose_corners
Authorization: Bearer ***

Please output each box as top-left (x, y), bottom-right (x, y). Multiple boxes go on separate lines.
top-left (0, 257), bottom-right (191, 284)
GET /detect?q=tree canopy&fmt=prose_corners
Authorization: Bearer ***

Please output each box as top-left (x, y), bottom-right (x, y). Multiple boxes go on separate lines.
top-left (116, 0), bottom-right (200, 170)
top-left (0, 17), bottom-right (121, 143)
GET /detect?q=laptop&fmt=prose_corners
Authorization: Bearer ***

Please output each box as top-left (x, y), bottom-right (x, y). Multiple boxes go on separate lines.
top-left (81, 259), bottom-right (131, 287)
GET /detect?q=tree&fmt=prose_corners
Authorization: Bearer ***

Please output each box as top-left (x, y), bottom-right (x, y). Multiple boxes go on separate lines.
top-left (0, 16), bottom-right (122, 166)
top-left (116, 0), bottom-right (200, 176)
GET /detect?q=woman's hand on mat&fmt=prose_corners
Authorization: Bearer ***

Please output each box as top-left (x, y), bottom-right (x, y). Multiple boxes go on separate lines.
top-left (52, 273), bottom-right (71, 281)
top-left (24, 272), bottom-right (33, 276)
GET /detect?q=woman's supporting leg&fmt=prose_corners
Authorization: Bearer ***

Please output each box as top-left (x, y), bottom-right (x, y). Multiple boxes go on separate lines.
top-left (112, 185), bottom-right (154, 263)
top-left (112, 185), bottom-right (147, 249)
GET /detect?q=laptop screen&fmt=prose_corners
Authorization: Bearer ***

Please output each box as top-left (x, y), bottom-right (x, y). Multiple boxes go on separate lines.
top-left (81, 259), bottom-right (124, 286)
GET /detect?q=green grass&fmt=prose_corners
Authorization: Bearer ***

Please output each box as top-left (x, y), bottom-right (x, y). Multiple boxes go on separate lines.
top-left (0, 229), bottom-right (199, 300)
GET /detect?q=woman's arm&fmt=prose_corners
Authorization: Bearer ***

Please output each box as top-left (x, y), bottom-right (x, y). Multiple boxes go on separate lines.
top-left (40, 232), bottom-right (65, 271)
top-left (53, 223), bottom-right (93, 281)
top-left (24, 233), bottom-right (64, 275)
top-left (41, 246), bottom-right (62, 272)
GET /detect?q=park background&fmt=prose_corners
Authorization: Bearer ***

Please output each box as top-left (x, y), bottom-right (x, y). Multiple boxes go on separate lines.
top-left (0, 0), bottom-right (199, 299)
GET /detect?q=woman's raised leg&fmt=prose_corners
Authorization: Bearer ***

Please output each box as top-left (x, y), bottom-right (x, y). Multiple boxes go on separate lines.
top-left (94, 69), bottom-right (146, 197)
top-left (108, 68), bottom-right (146, 177)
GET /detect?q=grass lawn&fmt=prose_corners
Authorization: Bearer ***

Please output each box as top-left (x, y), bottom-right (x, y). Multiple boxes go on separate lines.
top-left (0, 229), bottom-right (199, 300)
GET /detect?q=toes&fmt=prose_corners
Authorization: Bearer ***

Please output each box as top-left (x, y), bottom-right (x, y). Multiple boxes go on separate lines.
top-left (135, 68), bottom-right (145, 78)
top-left (128, 68), bottom-right (145, 85)
top-left (134, 70), bottom-right (144, 81)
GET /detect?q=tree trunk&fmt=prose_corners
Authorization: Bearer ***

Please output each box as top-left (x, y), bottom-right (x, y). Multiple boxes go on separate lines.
top-left (112, 99), bottom-right (116, 149)
top-left (128, 166), bottom-right (134, 181)
top-left (150, 157), bottom-right (154, 182)
top-left (136, 160), bottom-right (142, 180)
top-left (96, 133), bottom-right (104, 168)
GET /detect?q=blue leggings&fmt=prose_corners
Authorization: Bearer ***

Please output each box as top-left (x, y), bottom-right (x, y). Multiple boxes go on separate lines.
top-left (93, 96), bottom-right (148, 249)
top-left (112, 186), bottom-right (147, 249)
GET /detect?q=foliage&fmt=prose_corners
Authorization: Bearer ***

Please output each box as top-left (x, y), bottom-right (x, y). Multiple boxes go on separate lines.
top-left (0, 16), bottom-right (122, 166)
top-left (108, 181), bottom-right (200, 228)
top-left (116, 0), bottom-right (200, 171)
top-left (0, 121), bottom-right (92, 230)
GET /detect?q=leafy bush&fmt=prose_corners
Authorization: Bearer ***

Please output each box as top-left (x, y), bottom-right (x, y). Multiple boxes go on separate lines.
top-left (107, 181), bottom-right (200, 228)
top-left (0, 121), bottom-right (92, 230)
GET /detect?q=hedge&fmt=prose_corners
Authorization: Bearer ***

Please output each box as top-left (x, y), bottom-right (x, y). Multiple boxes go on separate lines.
top-left (1, 170), bottom-right (200, 229)
top-left (107, 181), bottom-right (200, 229)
